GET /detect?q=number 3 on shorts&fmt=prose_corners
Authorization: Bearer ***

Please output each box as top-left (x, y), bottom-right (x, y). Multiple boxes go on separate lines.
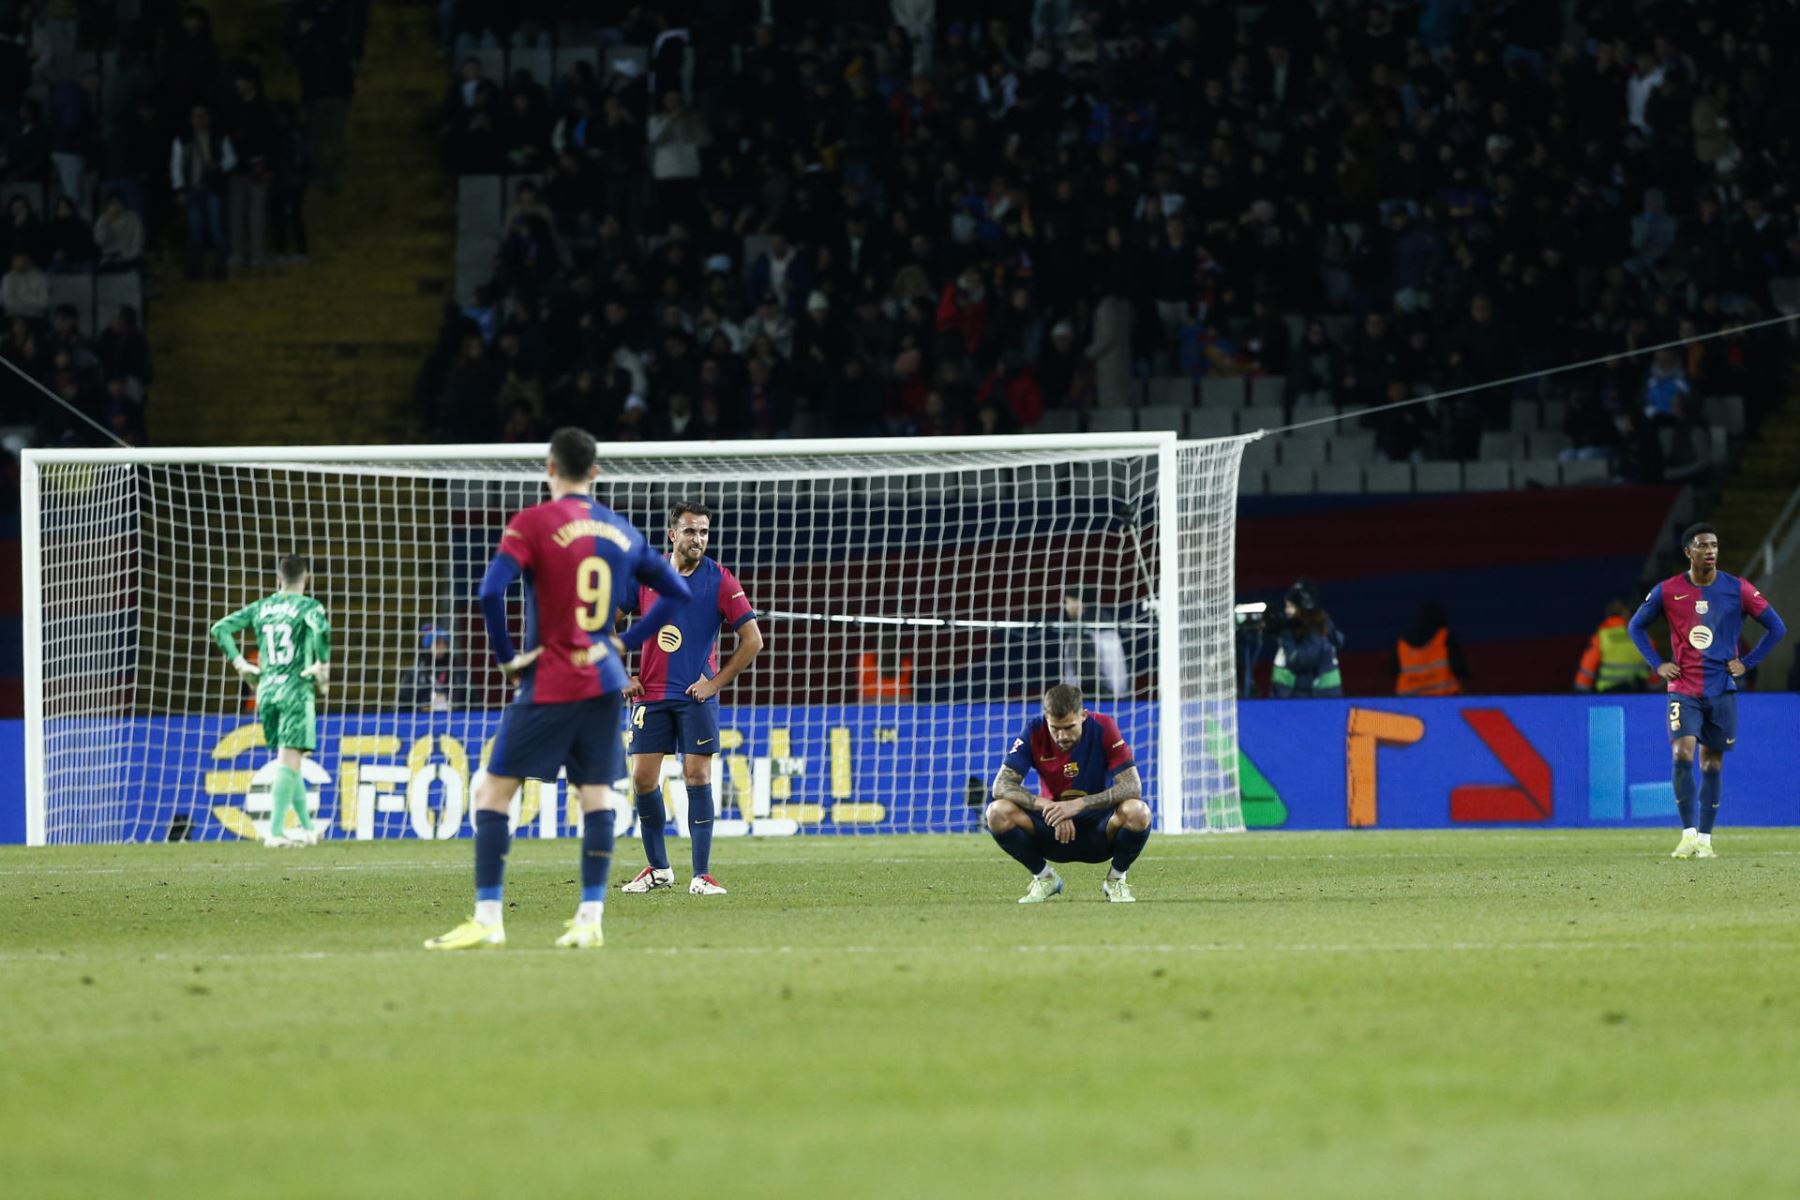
top-left (1668, 700), bottom-right (1681, 733)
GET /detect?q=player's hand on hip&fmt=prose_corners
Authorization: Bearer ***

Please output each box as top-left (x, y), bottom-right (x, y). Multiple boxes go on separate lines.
top-left (1656, 662), bottom-right (1681, 682)
top-left (623, 675), bottom-right (644, 699)
top-left (1727, 658), bottom-right (1746, 678)
top-left (231, 656), bottom-right (260, 682)
top-left (686, 676), bottom-right (720, 702)
top-left (1053, 818), bottom-right (1076, 844)
top-left (500, 647), bottom-right (543, 681)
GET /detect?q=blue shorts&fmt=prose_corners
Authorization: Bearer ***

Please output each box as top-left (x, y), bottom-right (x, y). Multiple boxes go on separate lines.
top-left (1028, 807), bottom-right (1117, 864)
top-left (628, 697), bottom-right (721, 757)
top-left (488, 693), bottom-right (626, 785)
top-left (1666, 692), bottom-right (1738, 752)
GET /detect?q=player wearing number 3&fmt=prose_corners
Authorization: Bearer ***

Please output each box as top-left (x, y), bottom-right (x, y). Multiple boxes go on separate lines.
top-left (210, 554), bottom-right (331, 848)
top-left (1629, 523), bottom-right (1785, 860)
top-left (426, 428), bottom-right (692, 951)
top-left (618, 500), bottom-right (764, 896)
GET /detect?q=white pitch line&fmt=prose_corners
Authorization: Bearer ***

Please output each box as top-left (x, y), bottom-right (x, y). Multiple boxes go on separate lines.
top-left (10, 848), bottom-right (1800, 876)
top-left (1, 940), bottom-right (1796, 965)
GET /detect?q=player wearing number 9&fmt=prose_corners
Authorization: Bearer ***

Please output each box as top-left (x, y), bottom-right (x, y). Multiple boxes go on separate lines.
top-left (425, 427), bottom-right (692, 952)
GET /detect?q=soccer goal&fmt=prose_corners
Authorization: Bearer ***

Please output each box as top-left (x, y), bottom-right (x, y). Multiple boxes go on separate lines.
top-left (19, 434), bottom-right (1249, 845)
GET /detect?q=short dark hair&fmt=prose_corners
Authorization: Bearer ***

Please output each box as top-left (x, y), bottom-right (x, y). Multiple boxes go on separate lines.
top-left (670, 499), bottom-right (711, 525)
top-left (1043, 684), bottom-right (1083, 718)
top-left (1681, 522), bottom-right (1717, 549)
top-left (278, 554), bottom-right (309, 585)
top-left (548, 426), bottom-right (597, 481)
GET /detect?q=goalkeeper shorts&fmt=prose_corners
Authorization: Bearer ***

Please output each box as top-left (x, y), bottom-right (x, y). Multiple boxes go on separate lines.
top-left (487, 693), bottom-right (626, 785)
top-left (260, 695), bottom-right (317, 753)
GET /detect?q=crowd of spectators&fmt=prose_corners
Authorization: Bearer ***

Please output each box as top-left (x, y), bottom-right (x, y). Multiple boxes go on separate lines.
top-left (0, 2), bottom-right (362, 447)
top-left (423, 2), bottom-right (1800, 466)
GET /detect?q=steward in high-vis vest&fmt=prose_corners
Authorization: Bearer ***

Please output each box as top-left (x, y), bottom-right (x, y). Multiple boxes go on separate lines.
top-left (1574, 601), bottom-right (1651, 693)
top-left (1393, 602), bottom-right (1468, 696)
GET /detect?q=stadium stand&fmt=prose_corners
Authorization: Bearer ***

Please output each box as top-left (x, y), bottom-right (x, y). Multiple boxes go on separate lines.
top-left (432, 2), bottom-right (1796, 502)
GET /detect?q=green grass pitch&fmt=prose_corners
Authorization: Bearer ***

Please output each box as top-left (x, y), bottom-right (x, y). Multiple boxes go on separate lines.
top-left (4, 830), bottom-right (1800, 1199)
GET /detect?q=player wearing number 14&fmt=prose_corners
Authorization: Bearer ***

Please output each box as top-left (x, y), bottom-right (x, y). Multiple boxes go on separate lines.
top-left (209, 554), bottom-right (331, 848)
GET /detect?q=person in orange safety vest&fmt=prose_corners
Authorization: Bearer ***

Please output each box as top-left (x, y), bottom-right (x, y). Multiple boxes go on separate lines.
top-left (1393, 602), bottom-right (1469, 696)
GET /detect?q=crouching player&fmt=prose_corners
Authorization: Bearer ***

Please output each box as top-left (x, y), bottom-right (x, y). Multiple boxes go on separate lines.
top-left (986, 684), bottom-right (1152, 903)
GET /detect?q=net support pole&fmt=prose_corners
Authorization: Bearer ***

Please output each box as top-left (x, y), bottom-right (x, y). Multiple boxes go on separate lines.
top-left (1154, 435), bottom-right (1184, 834)
top-left (21, 453), bottom-right (46, 846)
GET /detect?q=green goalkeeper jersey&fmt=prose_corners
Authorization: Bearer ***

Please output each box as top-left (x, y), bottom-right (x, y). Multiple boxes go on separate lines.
top-left (211, 592), bottom-right (332, 707)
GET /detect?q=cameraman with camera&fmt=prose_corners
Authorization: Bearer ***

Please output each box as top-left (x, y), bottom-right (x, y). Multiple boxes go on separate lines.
top-left (1270, 581), bottom-right (1344, 699)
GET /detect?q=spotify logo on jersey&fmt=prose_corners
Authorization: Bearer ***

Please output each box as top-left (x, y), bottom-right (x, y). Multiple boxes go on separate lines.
top-left (656, 625), bottom-right (683, 653)
top-left (1688, 626), bottom-right (1713, 650)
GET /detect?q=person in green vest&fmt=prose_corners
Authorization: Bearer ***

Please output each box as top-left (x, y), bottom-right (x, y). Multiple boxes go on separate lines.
top-left (1574, 599), bottom-right (1650, 693)
top-left (1271, 582), bottom-right (1343, 698)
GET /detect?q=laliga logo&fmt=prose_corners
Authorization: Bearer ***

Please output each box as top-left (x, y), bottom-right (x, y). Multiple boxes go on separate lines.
top-left (657, 625), bottom-right (683, 652)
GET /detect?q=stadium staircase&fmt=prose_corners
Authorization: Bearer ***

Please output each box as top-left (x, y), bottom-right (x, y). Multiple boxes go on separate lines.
top-left (151, 0), bottom-right (449, 447)
top-left (1709, 370), bottom-right (1800, 572)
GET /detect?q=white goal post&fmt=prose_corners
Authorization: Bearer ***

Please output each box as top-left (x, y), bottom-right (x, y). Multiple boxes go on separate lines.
top-left (20, 434), bottom-right (1249, 846)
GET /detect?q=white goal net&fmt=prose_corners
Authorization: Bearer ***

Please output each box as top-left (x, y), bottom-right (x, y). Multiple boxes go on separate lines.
top-left (21, 435), bottom-right (1247, 845)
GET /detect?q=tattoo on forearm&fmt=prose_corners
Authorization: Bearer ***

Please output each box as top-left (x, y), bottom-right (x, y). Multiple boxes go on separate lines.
top-left (1080, 766), bottom-right (1142, 811)
top-left (992, 766), bottom-right (1037, 810)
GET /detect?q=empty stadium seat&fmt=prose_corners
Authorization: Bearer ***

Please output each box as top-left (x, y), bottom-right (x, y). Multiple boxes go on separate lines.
top-left (1463, 461), bottom-right (1511, 490)
top-left (1145, 376), bottom-right (1194, 407)
top-left (1559, 459), bottom-right (1610, 485)
top-left (1237, 405), bottom-right (1284, 435)
top-left (1087, 408), bottom-right (1135, 433)
top-left (1314, 463), bottom-right (1364, 493)
top-left (1188, 408), bottom-right (1236, 439)
top-left (1329, 431), bottom-right (1376, 463)
top-left (1526, 431), bottom-right (1570, 458)
top-left (1237, 466), bottom-right (1267, 495)
top-left (1137, 404), bottom-right (1187, 433)
top-left (1414, 462), bottom-right (1463, 492)
top-left (1032, 408), bottom-right (1079, 435)
top-left (1708, 394), bottom-right (1745, 434)
top-left (1266, 465), bottom-right (1315, 495)
top-left (1513, 459), bottom-right (1560, 488)
top-left (1364, 462), bottom-right (1414, 493)
top-left (49, 273), bottom-right (94, 335)
top-left (95, 272), bottom-right (141, 330)
top-left (1509, 400), bottom-right (1540, 432)
top-left (1478, 430), bottom-right (1525, 460)
top-left (1240, 435), bottom-right (1278, 468)
top-left (458, 176), bottom-right (505, 239)
top-left (1279, 436), bottom-right (1328, 468)
top-left (1200, 377), bottom-right (1245, 407)
top-left (1248, 376), bottom-right (1285, 407)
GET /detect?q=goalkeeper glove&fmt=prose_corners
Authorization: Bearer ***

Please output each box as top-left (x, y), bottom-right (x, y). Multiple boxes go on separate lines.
top-left (231, 656), bottom-right (261, 683)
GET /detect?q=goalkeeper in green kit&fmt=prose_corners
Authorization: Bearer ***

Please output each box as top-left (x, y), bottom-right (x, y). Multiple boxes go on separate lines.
top-left (210, 555), bottom-right (332, 847)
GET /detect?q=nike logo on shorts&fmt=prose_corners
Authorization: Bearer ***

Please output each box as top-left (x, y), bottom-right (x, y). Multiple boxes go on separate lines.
top-left (697, 738), bottom-right (713, 746)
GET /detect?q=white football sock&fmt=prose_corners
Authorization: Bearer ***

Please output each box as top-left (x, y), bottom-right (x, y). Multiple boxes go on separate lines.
top-left (1682, 827), bottom-right (1697, 838)
top-left (1697, 832), bottom-right (1712, 845)
top-left (575, 901), bottom-right (604, 924)
top-left (475, 899), bottom-right (503, 927)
